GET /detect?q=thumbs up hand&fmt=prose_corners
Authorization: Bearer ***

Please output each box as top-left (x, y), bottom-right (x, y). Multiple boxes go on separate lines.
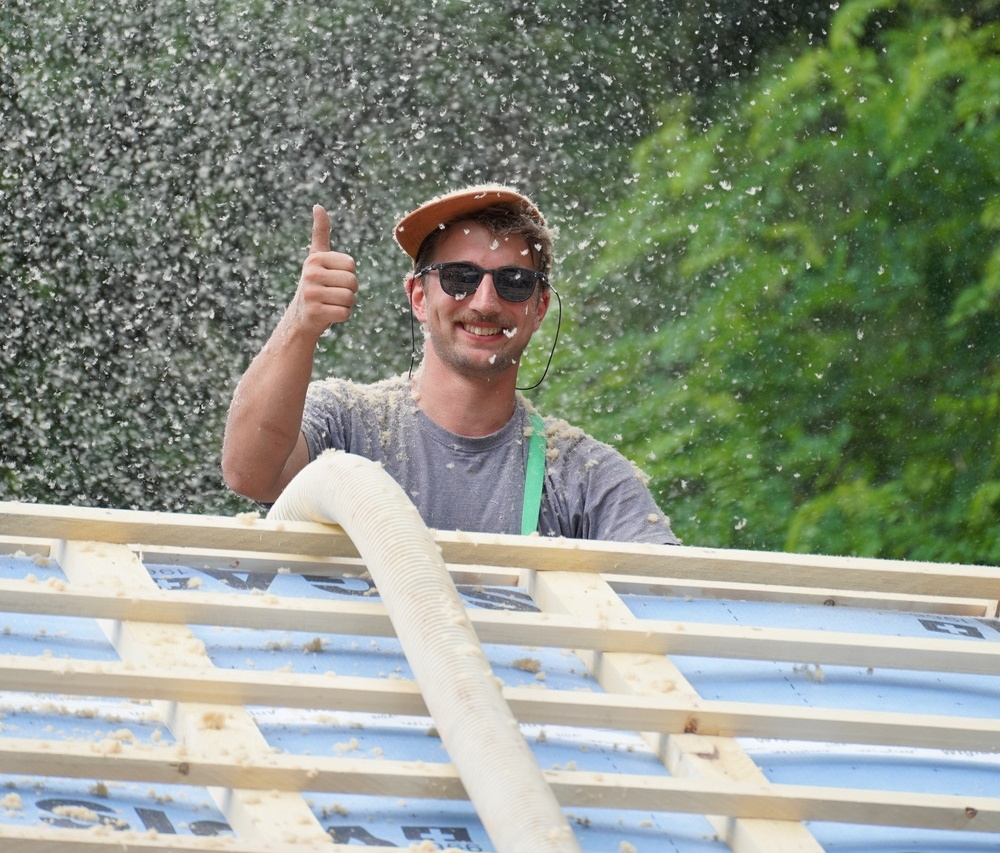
top-left (290, 205), bottom-right (359, 339)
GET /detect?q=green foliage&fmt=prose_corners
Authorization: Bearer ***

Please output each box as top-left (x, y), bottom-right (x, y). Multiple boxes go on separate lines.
top-left (543, 0), bottom-right (1000, 564)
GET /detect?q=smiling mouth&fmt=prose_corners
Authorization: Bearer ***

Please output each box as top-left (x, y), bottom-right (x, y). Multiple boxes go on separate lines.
top-left (462, 323), bottom-right (506, 337)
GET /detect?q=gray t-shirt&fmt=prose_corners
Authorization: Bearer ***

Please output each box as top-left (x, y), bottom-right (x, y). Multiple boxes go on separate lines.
top-left (300, 375), bottom-right (679, 544)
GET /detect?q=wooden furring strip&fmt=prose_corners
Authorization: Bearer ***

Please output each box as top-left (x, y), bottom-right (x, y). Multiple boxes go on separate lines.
top-left (2, 652), bottom-right (999, 754)
top-left (1, 577), bottom-right (997, 675)
top-left (3, 738), bottom-right (997, 833)
top-left (2, 501), bottom-right (998, 599)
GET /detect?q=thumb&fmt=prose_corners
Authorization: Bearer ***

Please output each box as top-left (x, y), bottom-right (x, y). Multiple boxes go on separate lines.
top-left (309, 204), bottom-right (331, 254)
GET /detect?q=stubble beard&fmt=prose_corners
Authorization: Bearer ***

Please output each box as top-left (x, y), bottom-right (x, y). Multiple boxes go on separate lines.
top-left (425, 318), bottom-right (527, 382)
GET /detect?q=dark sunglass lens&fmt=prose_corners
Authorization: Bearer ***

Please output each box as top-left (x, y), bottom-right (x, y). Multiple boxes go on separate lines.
top-left (495, 267), bottom-right (537, 302)
top-left (438, 263), bottom-right (482, 295)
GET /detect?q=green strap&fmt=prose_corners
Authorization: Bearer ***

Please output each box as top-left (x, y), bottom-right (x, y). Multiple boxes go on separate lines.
top-left (521, 412), bottom-right (546, 536)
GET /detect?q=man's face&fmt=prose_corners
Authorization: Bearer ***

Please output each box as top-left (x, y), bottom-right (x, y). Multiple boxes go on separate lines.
top-left (410, 220), bottom-right (550, 381)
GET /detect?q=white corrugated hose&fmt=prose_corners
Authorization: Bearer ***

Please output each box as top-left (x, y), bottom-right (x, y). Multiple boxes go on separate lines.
top-left (267, 450), bottom-right (581, 853)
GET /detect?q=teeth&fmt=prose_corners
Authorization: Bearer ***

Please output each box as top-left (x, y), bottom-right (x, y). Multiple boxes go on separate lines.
top-left (466, 325), bottom-right (503, 336)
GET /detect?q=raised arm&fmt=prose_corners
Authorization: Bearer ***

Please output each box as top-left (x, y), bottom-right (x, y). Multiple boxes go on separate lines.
top-left (221, 206), bottom-right (358, 503)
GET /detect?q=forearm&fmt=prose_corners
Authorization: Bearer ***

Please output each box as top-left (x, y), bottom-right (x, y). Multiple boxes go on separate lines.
top-left (222, 204), bottom-right (357, 502)
top-left (222, 314), bottom-right (318, 502)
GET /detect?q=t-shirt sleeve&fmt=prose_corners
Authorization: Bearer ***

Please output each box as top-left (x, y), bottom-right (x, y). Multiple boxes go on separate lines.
top-left (300, 378), bottom-right (352, 462)
top-left (539, 421), bottom-right (680, 545)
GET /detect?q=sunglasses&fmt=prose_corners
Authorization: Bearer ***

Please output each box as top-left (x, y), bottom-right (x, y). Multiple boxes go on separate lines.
top-left (414, 262), bottom-right (547, 303)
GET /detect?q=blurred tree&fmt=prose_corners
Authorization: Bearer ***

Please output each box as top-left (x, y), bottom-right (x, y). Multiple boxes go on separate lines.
top-left (1, 0), bottom-right (832, 513)
top-left (545, 0), bottom-right (1000, 564)
top-left (2, 0), bottom-right (330, 510)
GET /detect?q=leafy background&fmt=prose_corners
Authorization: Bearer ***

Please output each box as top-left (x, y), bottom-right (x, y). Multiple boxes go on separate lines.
top-left (2, 0), bottom-right (998, 565)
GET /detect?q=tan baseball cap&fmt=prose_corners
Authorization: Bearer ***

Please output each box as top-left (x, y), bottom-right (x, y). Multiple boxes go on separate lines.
top-left (393, 184), bottom-right (545, 261)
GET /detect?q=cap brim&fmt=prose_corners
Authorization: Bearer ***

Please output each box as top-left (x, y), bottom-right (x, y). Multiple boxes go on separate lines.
top-left (393, 184), bottom-right (544, 261)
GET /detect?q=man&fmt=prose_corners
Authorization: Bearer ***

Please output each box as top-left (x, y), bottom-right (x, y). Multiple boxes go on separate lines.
top-left (222, 185), bottom-right (679, 544)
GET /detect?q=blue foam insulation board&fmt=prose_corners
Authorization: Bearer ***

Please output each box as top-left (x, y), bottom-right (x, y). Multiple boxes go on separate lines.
top-left (2, 549), bottom-right (999, 851)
